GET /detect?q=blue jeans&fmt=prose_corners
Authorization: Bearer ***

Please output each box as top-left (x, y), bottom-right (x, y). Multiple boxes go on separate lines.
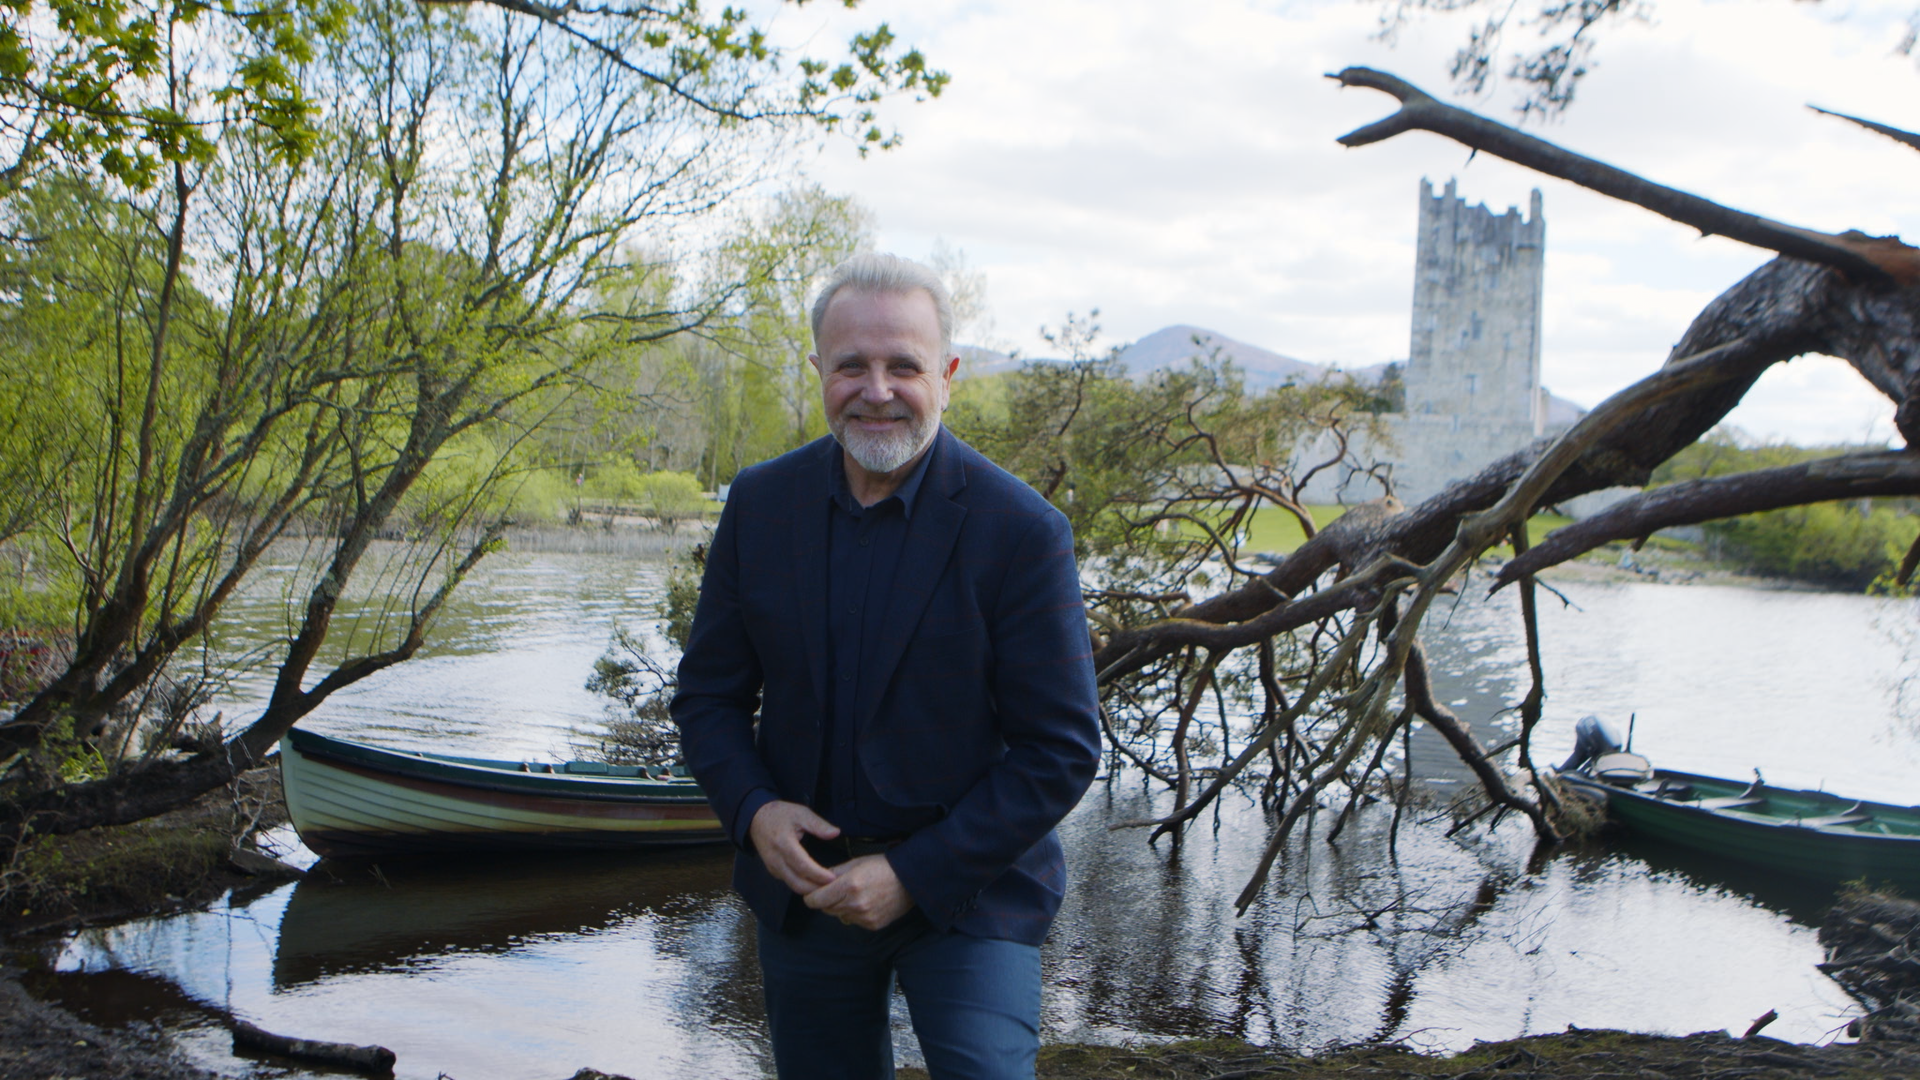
top-left (756, 907), bottom-right (1042, 1080)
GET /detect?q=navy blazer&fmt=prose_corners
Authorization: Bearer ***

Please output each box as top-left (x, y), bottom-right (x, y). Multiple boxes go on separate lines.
top-left (672, 428), bottom-right (1101, 943)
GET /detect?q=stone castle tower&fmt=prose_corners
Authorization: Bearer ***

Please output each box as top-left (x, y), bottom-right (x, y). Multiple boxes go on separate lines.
top-left (1385, 178), bottom-right (1555, 501)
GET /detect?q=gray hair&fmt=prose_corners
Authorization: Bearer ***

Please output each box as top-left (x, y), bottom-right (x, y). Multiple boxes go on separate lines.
top-left (810, 252), bottom-right (954, 356)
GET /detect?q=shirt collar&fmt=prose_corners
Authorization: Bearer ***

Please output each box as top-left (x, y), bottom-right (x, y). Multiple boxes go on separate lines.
top-left (826, 428), bottom-right (941, 518)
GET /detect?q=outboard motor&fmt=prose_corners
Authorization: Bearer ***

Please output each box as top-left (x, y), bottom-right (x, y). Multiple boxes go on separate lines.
top-left (1559, 715), bottom-right (1625, 773)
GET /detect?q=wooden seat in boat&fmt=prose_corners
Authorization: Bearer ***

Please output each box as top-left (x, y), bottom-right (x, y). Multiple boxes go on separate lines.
top-left (1798, 802), bottom-right (1873, 829)
top-left (1692, 780), bottom-right (1766, 812)
top-left (1697, 795), bottom-right (1767, 812)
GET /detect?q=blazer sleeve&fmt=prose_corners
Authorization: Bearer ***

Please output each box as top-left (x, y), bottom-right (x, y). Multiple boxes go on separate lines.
top-left (670, 490), bottom-right (778, 849)
top-left (884, 506), bottom-right (1101, 928)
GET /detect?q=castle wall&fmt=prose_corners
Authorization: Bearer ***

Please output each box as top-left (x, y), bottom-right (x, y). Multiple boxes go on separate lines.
top-left (1383, 178), bottom-right (1555, 504)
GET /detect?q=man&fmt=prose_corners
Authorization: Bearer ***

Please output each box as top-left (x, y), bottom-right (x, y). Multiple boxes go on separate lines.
top-left (672, 252), bottom-right (1101, 1080)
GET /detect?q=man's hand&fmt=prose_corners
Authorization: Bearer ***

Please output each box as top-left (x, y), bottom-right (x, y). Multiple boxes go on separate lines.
top-left (803, 854), bottom-right (913, 931)
top-left (748, 800), bottom-right (839, 895)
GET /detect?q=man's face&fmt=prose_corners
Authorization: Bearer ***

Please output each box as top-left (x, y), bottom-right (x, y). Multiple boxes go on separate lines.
top-left (810, 287), bottom-right (958, 477)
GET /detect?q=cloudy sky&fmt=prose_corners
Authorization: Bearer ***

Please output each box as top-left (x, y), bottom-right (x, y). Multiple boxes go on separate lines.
top-left (774, 0), bottom-right (1919, 446)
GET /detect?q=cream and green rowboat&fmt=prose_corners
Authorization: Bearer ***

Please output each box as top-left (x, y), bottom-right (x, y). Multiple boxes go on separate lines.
top-left (280, 727), bottom-right (724, 858)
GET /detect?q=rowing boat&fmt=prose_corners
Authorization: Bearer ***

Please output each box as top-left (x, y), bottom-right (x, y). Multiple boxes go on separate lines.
top-left (279, 727), bottom-right (724, 858)
top-left (1556, 717), bottom-right (1920, 890)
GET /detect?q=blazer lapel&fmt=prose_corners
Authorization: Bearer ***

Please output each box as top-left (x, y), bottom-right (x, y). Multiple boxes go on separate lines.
top-left (792, 441), bottom-right (833, 712)
top-left (859, 430), bottom-right (968, 729)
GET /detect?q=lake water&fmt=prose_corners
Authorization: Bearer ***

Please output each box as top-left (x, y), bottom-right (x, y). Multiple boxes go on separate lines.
top-left (16, 547), bottom-right (1920, 1079)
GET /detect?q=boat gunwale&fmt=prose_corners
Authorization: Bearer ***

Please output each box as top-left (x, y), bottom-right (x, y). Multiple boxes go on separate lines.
top-left (1558, 766), bottom-right (1920, 840)
top-left (284, 728), bottom-right (710, 805)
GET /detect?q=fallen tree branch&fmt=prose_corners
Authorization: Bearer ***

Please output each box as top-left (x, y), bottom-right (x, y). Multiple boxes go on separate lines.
top-left (1114, 610), bottom-right (1378, 840)
top-left (1404, 636), bottom-right (1556, 843)
top-left (1497, 450), bottom-right (1920, 584)
top-left (1330, 66), bottom-right (1918, 287)
top-left (1811, 105), bottom-right (1920, 156)
top-left (232, 1020), bottom-right (396, 1074)
top-left (1095, 554), bottom-right (1418, 682)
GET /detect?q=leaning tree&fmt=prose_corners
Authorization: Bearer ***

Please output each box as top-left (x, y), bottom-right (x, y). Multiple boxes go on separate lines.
top-left (1091, 68), bottom-right (1919, 912)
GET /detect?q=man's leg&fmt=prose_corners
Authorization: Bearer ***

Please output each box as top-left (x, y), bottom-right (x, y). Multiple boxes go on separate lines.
top-left (893, 927), bottom-right (1042, 1080)
top-left (757, 910), bottom-right (898, 1080)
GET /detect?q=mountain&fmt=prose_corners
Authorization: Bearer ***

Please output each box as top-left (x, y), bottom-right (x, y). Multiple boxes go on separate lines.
top-left (1114, 325), bottom-right (1329, 389)
top-left (957, 324), bottom-right (1388, 389)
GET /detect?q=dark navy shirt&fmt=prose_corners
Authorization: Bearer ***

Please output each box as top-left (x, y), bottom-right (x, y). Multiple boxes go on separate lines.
top-left (727, 437), bottom-right (938, 848)
top-left (817, 438), bottom-right (936, 837)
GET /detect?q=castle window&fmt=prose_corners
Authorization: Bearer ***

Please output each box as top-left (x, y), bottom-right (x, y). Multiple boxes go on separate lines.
top-left (1466, 373), bottom-right (1478, 396)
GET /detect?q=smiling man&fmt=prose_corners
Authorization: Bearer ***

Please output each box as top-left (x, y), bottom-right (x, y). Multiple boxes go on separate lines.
top-left (672, 253), bottom-right (1101, 1080)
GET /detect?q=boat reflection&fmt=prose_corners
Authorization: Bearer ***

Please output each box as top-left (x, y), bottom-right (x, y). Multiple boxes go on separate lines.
top-left (273, 846), bottom-right (735, 989)
top-left (1592, 833), bottom-right (1843, 924)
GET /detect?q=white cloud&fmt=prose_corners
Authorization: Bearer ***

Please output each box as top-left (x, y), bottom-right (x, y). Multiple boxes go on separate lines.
top-left (778, 0), bottom-right (1917, 444)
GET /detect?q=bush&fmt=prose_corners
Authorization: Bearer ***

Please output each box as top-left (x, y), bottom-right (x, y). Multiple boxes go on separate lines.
top-left (636, 470), bottom-right (707, 529)
top-left (1707, 500), bottom-right (1912, 590)
top-left (1653, 428), bottom-right (1917, 591)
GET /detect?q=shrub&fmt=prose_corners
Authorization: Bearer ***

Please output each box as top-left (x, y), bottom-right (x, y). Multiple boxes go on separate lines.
top-left (636, 470), bottom-right (707, 529)
top-left (1707, 500), bottom-right (1912, 590)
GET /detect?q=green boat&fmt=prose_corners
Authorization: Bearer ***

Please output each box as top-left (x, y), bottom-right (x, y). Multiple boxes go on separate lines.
top-left (1557, 718), bottom-right (1920, 891)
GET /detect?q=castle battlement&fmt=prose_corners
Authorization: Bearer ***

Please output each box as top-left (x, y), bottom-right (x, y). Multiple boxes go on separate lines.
top-left (1302, 179), bottom-right (1579, 507)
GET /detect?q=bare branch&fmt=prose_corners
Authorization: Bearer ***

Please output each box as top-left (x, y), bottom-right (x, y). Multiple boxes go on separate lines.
top-left (1330, 67), bottom-right (1918, 287)
top-left (1498, 450), bottom-right (1920, 584)
top-left (1811, 105), bottom-right (1920, 156)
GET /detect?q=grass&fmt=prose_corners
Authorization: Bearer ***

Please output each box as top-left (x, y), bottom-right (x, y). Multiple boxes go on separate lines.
top-left (2, 823), bottom-right (233, 927)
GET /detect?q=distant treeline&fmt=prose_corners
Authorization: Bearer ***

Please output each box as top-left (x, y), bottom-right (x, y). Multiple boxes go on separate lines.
top-left (1651, 431), bottom-right (1918, 591)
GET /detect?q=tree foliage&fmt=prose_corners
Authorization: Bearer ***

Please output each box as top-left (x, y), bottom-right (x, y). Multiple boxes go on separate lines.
top-left (1374, 0), bottom-right (1920, 118)
top-left (1653, 430), bottom-right (1916, 588)
top-left (0, 0), bottom-right (944, 189)
top-left (0, 0), bottom-right (937, 848)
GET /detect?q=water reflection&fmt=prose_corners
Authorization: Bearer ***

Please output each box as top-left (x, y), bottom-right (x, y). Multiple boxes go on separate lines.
top-left (43, 847), bottom-right (767, 1080)
top-left (272, 848), bottom-right (736, 988)
top-left (1048, 781), bottom-right (1857, 1053)
top-left (28, 776), bottom-right (1867, 1078)
top-left (23, 554), bottom-right (1919, 1077)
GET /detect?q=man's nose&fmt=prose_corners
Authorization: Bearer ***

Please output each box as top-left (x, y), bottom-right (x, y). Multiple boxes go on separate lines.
top-left (857, 369), bottom-right (896, 401)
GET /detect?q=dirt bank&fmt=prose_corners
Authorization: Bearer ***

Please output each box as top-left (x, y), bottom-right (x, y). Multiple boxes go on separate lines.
top-left (0, 766), bottom-right (292, 939)
top-left (0, 965), bottom-right (216, 1080)
top-left (1019, 1029), bottom-right (1920, 1079)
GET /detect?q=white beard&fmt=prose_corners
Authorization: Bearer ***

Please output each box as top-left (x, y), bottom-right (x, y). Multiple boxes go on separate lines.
top-left (832, 408), bottom-right (940, 475)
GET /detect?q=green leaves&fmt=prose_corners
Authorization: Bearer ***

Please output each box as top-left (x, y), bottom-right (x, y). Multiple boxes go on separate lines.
top-left (0, 0), bottom-right (944, 188)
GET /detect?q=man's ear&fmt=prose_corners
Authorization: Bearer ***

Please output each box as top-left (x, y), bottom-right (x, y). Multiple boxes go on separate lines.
top-left (808, 354), bottom-right (823, 377)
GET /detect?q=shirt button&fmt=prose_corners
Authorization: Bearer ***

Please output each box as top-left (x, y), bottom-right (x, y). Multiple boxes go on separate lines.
top-left (859, 537), bottom-right (871, 547)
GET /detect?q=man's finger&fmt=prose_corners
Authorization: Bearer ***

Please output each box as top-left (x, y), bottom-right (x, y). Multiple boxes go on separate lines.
top-left (748, 800), bottom-right (840, 892)
top-left (802, 855), bottom-right (911, 930)
top-left (763, 831), bottom-right (836, 892)
top-left (801, 874), bottom-right (848, 910)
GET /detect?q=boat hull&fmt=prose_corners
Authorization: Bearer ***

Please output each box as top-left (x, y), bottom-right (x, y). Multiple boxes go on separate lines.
top-left (1560, 767), bottom-right (1920, 890)
top-left (280, 728), bottom-right (725, 858)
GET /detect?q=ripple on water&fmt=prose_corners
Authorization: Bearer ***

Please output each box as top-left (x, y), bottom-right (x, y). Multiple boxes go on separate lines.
top-left (29, 554), bottom-right (1915, 1076)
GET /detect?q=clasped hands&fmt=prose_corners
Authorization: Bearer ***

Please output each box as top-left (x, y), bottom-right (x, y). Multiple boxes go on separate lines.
top-left (749, 800), bottom-right (914, 931)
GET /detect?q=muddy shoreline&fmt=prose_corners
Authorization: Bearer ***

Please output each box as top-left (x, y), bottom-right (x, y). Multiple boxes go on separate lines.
top-left (6, 951), bottom-right (1917, 1080)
